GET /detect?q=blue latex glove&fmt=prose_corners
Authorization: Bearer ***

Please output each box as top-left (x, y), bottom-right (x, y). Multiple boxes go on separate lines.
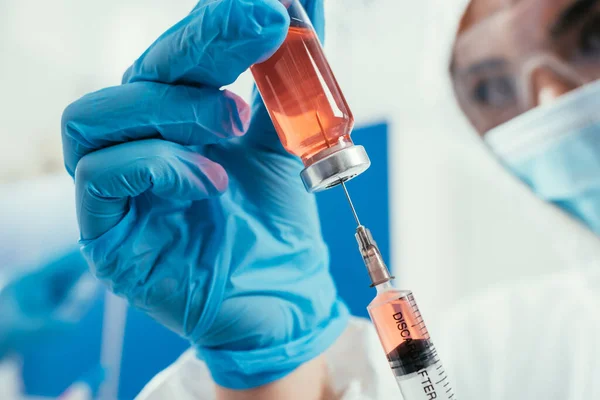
top-left (61, 0), bottom-right (348, 390)
top-left (0, 249), bottom-right (93, 359)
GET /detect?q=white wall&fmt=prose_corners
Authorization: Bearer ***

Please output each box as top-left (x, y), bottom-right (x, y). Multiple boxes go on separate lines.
top-left (0, 0), bottom-right (197, 182)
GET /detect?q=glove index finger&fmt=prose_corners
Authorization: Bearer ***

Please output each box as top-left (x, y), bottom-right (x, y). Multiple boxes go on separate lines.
top-left (123, 0), bottom-right (290, 88)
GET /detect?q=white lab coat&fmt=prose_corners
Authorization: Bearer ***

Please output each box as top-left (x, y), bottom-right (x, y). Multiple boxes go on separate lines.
top-left (438, 266), bottom-right (600, 400)
top-left (137, 318), bottom-right (399, 400)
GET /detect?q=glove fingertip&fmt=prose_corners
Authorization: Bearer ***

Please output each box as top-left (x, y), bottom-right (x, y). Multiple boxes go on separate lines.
top-left (248, 0), bottom-right (291, 64)
top-left (61, 102), bottom-right (87, 177)
top-left (201, 158), bottom-right (229, 195)
top-left (180, 151), bottom-right (230, 197)
top-left (121, 65), bottom-right (134, 85)
top-left (221, 90), bottom-right (251, 138)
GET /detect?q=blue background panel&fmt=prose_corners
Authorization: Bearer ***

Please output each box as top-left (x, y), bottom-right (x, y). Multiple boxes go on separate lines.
top-left (21, 122), bottom-right (390, 399)
top-left (22, 291), bottom-right (104, 396)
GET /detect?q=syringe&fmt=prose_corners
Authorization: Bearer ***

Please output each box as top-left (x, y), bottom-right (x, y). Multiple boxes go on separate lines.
top-left (341, 182), bottom-right (457, 400)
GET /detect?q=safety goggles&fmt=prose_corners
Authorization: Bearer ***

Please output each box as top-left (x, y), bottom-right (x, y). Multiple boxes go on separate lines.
top-left (451, 0), bottom-right (600, 134)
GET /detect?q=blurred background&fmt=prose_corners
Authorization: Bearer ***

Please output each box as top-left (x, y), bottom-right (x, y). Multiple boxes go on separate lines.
top-left (1, 0), bottom-right (593, 398)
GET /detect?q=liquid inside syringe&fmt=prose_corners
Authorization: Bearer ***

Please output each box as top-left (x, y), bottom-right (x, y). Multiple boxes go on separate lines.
top-left (341, 182), bottom-right (457, 400)
top-left (369, 287), bottom-right (455, 399)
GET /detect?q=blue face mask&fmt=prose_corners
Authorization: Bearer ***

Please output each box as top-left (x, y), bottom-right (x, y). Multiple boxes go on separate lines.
top-left (485, 80), bottom-right (600, 235)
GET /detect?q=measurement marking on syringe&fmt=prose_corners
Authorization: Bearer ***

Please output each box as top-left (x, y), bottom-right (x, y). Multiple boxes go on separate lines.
top-left (436, 376), bottom-right (447, 385)
top-left (437, 365), bottom-right (443, 370)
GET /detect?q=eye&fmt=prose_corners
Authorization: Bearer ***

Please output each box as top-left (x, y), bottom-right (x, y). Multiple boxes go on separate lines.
top-left (579, 14), bottom-right (600, 57)
top-left (472, 76), bottom-right (516, 107)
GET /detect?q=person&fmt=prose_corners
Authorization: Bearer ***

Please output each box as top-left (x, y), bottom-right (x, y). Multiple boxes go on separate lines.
top-left (61, 0), bottom-right (397, 399)
top-left (434, 0), bottom-right (600, 398)
top-left (61, 0), bottom-right (600, 399)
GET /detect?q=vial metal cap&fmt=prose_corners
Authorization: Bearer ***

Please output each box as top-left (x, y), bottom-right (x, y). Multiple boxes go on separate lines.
top-left (300, 145), bottom-right (371, 192)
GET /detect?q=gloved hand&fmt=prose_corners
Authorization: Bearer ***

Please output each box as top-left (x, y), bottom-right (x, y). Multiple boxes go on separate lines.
top-left (61, 0), bottom-right (348, 390)
top-left (0, 249), bottom-right (95, 359)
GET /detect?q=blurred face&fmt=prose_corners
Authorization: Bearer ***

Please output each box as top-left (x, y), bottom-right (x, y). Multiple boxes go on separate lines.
top-left (451, 0), bottom-right (600, 135)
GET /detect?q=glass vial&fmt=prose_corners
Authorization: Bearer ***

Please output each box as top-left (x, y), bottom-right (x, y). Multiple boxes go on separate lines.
top-left (250, 0), bottom-right (370, 192)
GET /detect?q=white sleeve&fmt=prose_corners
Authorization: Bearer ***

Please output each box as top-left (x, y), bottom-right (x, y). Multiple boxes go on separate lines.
top-left (135, 350), bottom-right (216, 400)
top-left (436, 271), bottom-right (600, 400)
top-left (136, 317), bottom-right (398, 400)
top-left (435, 291), bottom-right (501, 399)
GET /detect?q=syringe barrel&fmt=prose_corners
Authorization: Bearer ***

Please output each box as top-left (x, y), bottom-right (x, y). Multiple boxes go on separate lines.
top-left (368, 289), bottom-right (456, 400)
top-left (250, 0), bottom-right (370, 192)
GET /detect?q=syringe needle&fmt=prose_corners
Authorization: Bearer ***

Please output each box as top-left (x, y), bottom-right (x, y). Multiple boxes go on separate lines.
top-left (341, 181), bottom-right (361, 226)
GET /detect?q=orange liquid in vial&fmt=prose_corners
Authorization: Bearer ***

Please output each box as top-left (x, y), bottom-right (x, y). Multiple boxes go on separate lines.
top-left (251, 26), bottom-right (354, 164)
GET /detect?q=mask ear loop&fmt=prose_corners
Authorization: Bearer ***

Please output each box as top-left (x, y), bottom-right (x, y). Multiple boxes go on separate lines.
top-left (518, 52), bottom-right (588, 111)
